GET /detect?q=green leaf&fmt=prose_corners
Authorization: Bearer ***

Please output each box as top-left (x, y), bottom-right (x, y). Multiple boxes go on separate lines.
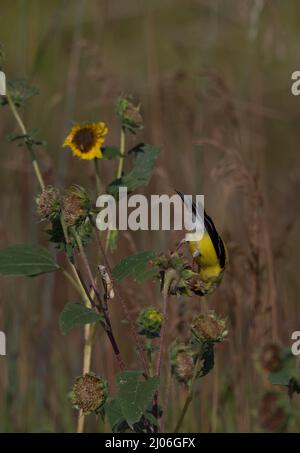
top-left (107, 144), bottom-right (160, 198)
top-left (5, 78), bottom-right (39, 107)
top-left (144, 411), bottom-right (159, 427)
top-left (200, 343), bottom-right (215, 377)
top-left (102, 146), bottom-right (121, 160)
top-left (112, 251), bottom-right (158, 283)
top-left (105, 399), bottom-right (124, 430)
top-left (269, 369), bottom-right (291, 386)
top-left (116, 371), bottom-right (159, 427)
top-left (0, 244), bottom-right (58, 277)
top-left (59, 303), bottom-right (103, 335)
top-left (269, 349), bottom-right (297, 387)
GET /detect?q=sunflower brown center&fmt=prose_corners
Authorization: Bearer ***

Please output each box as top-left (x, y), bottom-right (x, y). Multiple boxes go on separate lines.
top-left (73, 128), bottom-right (95, 153)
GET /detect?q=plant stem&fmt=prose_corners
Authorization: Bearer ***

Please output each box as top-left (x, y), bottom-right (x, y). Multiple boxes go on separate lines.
top-left (6, 90), bottom-right (45, 190)
top-left (94, 228), bottom-right (149, 376)
top-left (72, 228), bottom-right (126, 370)
top-left (61, 267), bottom-right (82, 293)
top-left (146, 338), bottom-right (153, 377)
top-left (117, 126), bottom-right (126, 179)
top-left (156, 269), bottom-right (176, 378)
top-left (60, 214), bottom-right (95, 434)
top-left (94, 158), bottom-right (101, 194)
top-left (173, 358), bottom-right (202, 433)
top-left (153, 269), bottom-right (176, 431)
top-left (105, 126), bottom-right (126, 252)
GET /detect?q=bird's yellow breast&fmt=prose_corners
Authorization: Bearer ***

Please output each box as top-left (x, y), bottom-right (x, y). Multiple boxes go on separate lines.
top-left (188, 232), bottom-right (227, 283)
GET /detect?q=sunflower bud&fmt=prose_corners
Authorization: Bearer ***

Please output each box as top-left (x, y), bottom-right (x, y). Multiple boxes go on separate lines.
top-left (191, 311), bottom-right (227, 344)
top-left (259, 342), bottom-right (282, 373)
top-left (137, 307), bottom-right (163, 339)
top-left (70, 373), bottom-right (108, 415)
top-left (116, 96), bottom-right (143, 133)
top-left (258, 392), bottom-right (288, 432)
top-left (37, 186), bottom-right (60, 221)
top-left (155, 252), bottom-right (192, 295)
top-left (170, 343), bottom-right (195, 383)
top-left (62, 185), bottom-right (90, 227)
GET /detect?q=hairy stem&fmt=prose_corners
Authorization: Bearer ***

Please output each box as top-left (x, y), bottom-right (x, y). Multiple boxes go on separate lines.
top-left (6, 90), bottom-right (45, 190)
top-left (94, 158), bottom-right (101, 194)
top-left (73, 229), bottom-right (126, 370)
top-left (117, 126), bottom-right (126, 179)
top-left (156, 269), bottom-right (176, 377)
top-left (60, 267), bottom-right (82, 293)
top-left (94, 228), bottom-right (149, 376)
top-left (174, 357), bottom-right (202, 433)
top-left (105, 125), bottom-right (126, 252)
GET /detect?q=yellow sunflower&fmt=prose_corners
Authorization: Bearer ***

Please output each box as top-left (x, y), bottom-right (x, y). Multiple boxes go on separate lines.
top-left (63, 122), bottom-right (108, 160)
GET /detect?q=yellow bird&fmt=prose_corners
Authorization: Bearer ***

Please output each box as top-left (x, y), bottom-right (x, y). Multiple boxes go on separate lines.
top-left (177, 191), bottom-right (228, 295)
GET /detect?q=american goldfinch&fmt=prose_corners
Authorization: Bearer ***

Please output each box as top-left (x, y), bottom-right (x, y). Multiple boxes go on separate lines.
top-left (177, 191), bottom-right (228, 295)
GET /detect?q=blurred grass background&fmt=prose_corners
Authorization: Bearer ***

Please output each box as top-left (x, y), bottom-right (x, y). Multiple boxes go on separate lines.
top-left (0, 0), bottom-right (300, 432)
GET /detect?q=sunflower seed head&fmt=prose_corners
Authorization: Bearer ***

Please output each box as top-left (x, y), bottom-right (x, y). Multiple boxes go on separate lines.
top-left (37, 186), bottom-right (60, 221)
top-left (70, 373), bottom-right (108, 415)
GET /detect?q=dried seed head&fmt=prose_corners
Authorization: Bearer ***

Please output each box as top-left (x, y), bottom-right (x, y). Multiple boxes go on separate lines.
top-left (62, 185), bottom-right (90, 227)
top-left (258, 392), bottom-right (287, 432)
top-left (259, 342), bottom-right (282, 373)
top-left (137, 307), bottom-right (164, 339)
top-left (70, 373), bottom-right (108, 415)
top-left (191, 311), bottom-right (227, 344)
top-left (175, 351), bottom-right (195, 383)
top-left (37, 186), bottom-right (60, 221)
top-left (170, 343), bottom-right (195, 384)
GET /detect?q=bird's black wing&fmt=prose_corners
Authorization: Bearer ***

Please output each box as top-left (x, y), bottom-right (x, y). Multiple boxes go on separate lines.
top-left (176, 190), bottom-right (226, 268)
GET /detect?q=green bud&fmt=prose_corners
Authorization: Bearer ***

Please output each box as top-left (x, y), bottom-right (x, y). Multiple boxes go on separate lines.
top-left (116, 96), bottom-right (143, 133)
top-left (137, 307), bottom-right (164, 339)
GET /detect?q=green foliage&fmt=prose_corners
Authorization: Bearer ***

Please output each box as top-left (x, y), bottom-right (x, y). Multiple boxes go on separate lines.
top-left (112, 250), bottom-right (158, 283)
top-left (105, 371), bottom-right (159, 431)
top-left (47, 216), bottom-right (92, 260)
top-left (7, 129), bottom-right (46, 148)
top-left (105, 399), bottom-right (124, 430)
top-left (268, 350), bottom-right (300, 398)
top-left (136, 307), bottom-right (163, 339)
top-left (106, 229), bottom-right (118, 253)
top-left (102, 146), bottom-right (121, 159)
top-left (106, 143), bottom-right (160, 198)
top-left (59, 303), bottom-right (103, 335)
top-left (0, 78), bottom-right (39, 107)
top-left (198, 342), bottom-right (215, 377)
top-left (0, 244), bottom-right (58, 276)
top-left (115, 96), bottom-right (143, 134)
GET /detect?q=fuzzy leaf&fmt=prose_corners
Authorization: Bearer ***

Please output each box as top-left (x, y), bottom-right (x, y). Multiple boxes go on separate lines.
top-left (106, 143), bottom-right (160, 198)
top-left (102, 146), bottom-right (121, 160)
top-left (0, 244), bottom-right (58, 276)
top-left (105, 399), bottom-right (124, 431)
top-left (200, 343), bottom-right (215, 377)
top-left (116, 371), bottom-right (159, 427)
top-left (269, 369), bottom-right (291, 386)
top-left (112, 251), bottom-right (158, 283)
top-left (59, 303), bottom-right (103, 335)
